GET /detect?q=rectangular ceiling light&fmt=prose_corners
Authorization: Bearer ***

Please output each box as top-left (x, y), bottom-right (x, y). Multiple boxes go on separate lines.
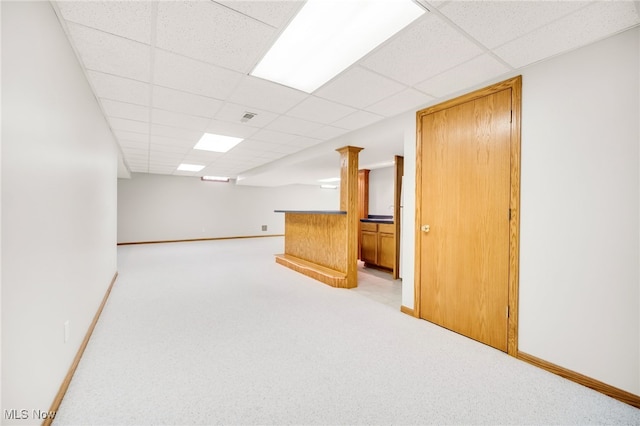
top-left (194, 133), bottom-right (244, 153)
top-left (250, 0), bottom-right (425, 93)
top-left (201, 176), bottom-right (230, 182)
top-left (320, 184), bottom-right (338, 189)
top-left (177, 163), bottom-right (205, 172)
top-left (318, 177), bottom-right (341, 183)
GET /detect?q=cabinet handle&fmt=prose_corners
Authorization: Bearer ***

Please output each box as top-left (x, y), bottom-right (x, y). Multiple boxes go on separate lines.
top-left (421, 225), bottom-right (430, 233)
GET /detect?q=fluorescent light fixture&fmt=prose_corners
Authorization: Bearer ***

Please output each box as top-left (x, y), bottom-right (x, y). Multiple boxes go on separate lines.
top-left (251, 0), bottom-right (425, 93)
top-left (201, 176), bottom-right (230, 183)
top-left (194, 133), bottom-right (244, 153)
top-left (320, 184), bottom-right (338, 189)
top-left (318, 177), bottom-right (341, 183)
top-left (177, 163), bottom-right (205, 172)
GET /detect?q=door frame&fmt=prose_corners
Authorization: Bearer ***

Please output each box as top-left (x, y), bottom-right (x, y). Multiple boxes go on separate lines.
top-left (414, 76), bottom-right (522, 356)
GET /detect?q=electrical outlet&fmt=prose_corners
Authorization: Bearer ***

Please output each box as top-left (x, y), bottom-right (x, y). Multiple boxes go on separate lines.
top-left (64, 320), bottom-right (70, 343)
top-left (261, 225), bottom-right (267, 231)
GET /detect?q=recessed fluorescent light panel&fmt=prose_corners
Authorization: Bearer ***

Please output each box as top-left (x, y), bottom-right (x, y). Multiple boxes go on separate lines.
top-left (320, 184), bottom-right (338, 189)
top-left (251, 0), bottom-right (425, 93)
top-left (201, 176), bottom-right (230, 182)
top-left (194, 133), bottom-right (244, 153)
top-left (177, 164), bottom-right (205, 172)
top-left (318, 177), bottom-right (341, 183)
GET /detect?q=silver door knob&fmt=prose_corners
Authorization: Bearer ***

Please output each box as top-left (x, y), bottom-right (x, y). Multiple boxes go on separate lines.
top-left (421, 225), bottom-right (430, 233)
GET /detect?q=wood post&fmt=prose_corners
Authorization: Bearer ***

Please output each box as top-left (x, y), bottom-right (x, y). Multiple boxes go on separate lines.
top-left (336, 146), bottom-right (363, 288)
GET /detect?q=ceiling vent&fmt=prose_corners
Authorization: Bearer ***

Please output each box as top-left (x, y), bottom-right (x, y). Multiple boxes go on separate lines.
top-left (240, 112), bottom-right (257, 123)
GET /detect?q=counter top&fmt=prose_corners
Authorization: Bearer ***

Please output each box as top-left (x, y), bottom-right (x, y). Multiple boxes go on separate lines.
top-left (360, 218), bottom-right (394, 224)
top-left (274, 210), bottom-right (347, 215)
top-left (360, 214), bottom-right (393, 224)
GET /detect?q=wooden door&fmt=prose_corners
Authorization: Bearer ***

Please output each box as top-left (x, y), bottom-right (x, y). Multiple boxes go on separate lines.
top-left (417, 87), bottom-right (513, 352)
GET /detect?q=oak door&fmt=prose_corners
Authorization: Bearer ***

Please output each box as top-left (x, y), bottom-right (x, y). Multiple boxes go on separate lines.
top-left (418, 88), bottom-right (512, 352)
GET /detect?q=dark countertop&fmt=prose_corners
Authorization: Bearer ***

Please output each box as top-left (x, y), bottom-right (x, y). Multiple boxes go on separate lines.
top-left (274, 210), bottom-right (347, 215)
top-left (360, 215), bottom-right (394, 224)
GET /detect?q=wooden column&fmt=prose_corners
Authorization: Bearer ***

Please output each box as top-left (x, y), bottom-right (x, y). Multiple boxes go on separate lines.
top-left (336, 146), bottom-right (363, 288)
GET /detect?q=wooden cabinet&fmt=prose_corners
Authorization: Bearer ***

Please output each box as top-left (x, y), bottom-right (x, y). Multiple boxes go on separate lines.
top-left (360, 221), bottom-right (395, 270)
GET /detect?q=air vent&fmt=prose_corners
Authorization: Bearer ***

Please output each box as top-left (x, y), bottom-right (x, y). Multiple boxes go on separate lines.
top-left (240, 112), bottom-right (257, 123)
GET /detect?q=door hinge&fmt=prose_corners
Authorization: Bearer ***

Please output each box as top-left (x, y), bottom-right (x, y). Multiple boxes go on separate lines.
top-left (510, 110), bottom-right (513, 123)
top-left (507, 306), bottom-right (510, 318)
top-left (509, 208), bottom-right (511, 220)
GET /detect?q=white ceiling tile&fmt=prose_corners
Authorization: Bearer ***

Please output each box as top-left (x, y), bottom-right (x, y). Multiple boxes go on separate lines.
top-left (67, 23), bottom-right (150, 82)
top-left (150, 124), bottom-right (202, 142)
top-left (121, 147), bottom-right (148, 157)
top-left (315, 67), bottom-right (406, 109)
top-left (101, 99), bottom-right (149, 122)
top-left (415, 54), bottom-right (511, 98)
top-left (241, 140), bottom-right (297, 154)
top-left (265, 115), bottom-right (324, 136)
top-left (149, 142), bottom-right (193, 155)
top-left (151, 109), bottom-right (211, 131)
top-left (228, 76), bottom-right (308, 114)
top-left (148, 166), bottom-right (176, 174)
top-left (108, 117), bottom-right (148, 134)
top-left (151, 135), bottom-right (195, 148)
top-left (286, 96), bottom-right (357, 125)
top-left (214, 103), bottom-right (279, 128)
top-left (149, 150), bottom-right (183, 161)
top-left (129, 164), bottom-right (148, 172)
top-left (214, 1), bottom-right (303, 28)
top-left (87, 71), bottom-right (149, 106)
top-left (119, 141), bottom-right (148, 152)
top-left (156, 1), bottom-right (275, 73)
top-left (57, 1), bottom-right (153, 44)
top-left (250, 129), bottom-right (298, 144)
top-left (285, 136), bottom-right (325, 149)
top-left (331, 111), bottom-right (385, 131)
top-left (361, 14), bottom-right (483, 85)
top-left (205, 119), bottom-right (260, 139)
top-left (113, 130), bottom-right (148, 143)
top-left (305, 126), bottom-right (350, 141)
top-left (257, 151), bottom-right (286, 160)
top-left (180, 151), bottom-right (224, 163)
top-left (494, 2), bottom-right (640, 69)
top-left (366, 89), bottom-right (435, 117)
top-left (154, 49), bottom-right (244, 99)
top-left (152, 86), bottom-right (223, 118)
top-left (439, 1), bottom-right (589, 49)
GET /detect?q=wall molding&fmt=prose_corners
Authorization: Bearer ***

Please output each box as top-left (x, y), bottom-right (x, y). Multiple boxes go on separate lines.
top-left (45, 272), bottom-right (118, 426)
top-left (117, 234), bottom-right (284, 246)
top-left (517, 351), bottom-right (640, 409)
top-left (400, 305), bottom-right (416, 317)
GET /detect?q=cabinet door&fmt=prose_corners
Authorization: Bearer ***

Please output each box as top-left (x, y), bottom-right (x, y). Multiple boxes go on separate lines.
top-left (378, 232), bottom-right (395, 269)
top-left (361, 231), bottom-right (378, 264)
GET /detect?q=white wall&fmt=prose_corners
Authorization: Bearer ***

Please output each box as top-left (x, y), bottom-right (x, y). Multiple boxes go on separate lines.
top-left (401, 27), bottom-right (640, 395)
top-left (518, 27), bottom-right (639, 395)
top-left (1, 2), bottom-right (118, 423)
top-left (368, 166), bottom-right (395, 216)
top-left (117, 173), bottom-right (339, 243)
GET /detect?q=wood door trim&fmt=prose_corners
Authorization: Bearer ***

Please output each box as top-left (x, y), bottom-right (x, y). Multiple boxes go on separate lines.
top-left (414, 76), bottom-right (522, 357)
top-left (393, 156), bottom-right (404, 279)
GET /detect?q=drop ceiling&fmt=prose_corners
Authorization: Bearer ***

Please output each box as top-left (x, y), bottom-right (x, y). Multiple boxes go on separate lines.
top-left (51, 0), bottom-right (639, 185)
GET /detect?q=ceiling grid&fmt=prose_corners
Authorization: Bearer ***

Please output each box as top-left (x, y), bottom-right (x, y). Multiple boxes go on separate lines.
top-left (50, 0), bottom-right (639, 184)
